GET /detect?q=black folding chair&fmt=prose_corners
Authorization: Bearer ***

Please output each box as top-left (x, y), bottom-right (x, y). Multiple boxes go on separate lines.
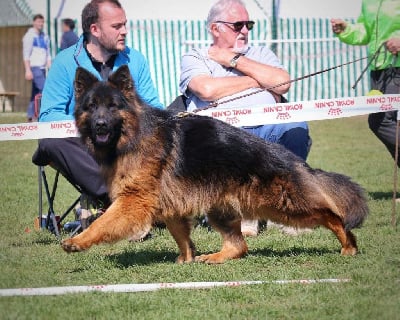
top-left (32, 94), bottom-right (82, 238)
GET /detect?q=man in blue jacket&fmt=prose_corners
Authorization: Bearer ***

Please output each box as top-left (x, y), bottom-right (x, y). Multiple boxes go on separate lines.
top-left (32, 0), bottom-right (163, 221)
top-left (60, 18), bottom-right (79, 51)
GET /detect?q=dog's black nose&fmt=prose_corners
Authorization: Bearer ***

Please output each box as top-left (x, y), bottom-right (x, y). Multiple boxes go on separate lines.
top-left (95, 119), bottom-right (106, 128)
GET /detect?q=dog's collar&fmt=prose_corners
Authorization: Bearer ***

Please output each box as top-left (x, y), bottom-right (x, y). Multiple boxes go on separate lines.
top-left (175, 111), bottom-right (195, 118)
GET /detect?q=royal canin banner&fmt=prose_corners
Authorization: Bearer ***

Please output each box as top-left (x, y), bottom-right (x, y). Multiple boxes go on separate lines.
top-left (197, 94), bottom-right (400, 126)
top-left (0, 120), bottom-right (78, 141)
top-left (0, 94), bottom-right (399, 141)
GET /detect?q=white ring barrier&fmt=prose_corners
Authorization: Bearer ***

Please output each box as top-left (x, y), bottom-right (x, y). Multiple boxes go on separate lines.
top-left (0, 278), bottom-right (350, 296)
top-left (0, 94), bottom-right (399, 141)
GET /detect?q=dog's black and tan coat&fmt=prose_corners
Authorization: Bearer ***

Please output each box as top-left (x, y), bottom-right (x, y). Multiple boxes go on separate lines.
top-left (62, 65), bottom-right (369, 264)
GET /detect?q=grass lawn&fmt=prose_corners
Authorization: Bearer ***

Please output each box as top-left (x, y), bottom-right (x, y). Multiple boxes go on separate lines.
top-left (0, 112), bottom-right (399, 320)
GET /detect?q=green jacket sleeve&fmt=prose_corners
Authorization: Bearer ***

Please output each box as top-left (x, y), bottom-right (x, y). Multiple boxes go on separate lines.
top-left (335, 0), bottom-right (400, 70)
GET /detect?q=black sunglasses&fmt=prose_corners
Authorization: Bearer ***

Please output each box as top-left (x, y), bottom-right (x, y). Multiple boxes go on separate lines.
top-left (215, 20), bottom-right (255, 32)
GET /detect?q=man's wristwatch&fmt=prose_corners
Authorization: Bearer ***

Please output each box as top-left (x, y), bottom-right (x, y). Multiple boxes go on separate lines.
top-left (229, 53), bottom-right (242, 68)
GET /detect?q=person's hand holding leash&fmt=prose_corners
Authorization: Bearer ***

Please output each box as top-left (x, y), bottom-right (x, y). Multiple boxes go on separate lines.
top-left (330, 19), bottom-right (347, 34)
top-left (386, 37), bottom-right (400, 55)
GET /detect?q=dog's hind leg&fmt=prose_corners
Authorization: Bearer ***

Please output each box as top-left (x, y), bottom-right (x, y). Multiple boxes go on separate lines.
top-left (165, 217), bottom-right (196, 263)
top-left (195, 210), bottom-right (248, 264)
top-left (61, 197), bottom-right (153, 252)
top-left (319, 211), bottom-right (358, 256)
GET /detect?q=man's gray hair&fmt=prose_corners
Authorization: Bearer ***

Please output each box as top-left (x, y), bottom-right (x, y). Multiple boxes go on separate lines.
top-left (206, 0), bottom-right (247, 32)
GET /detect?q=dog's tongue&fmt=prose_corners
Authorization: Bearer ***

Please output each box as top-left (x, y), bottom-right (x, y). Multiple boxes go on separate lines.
top-left (96, 133), bottom-right (109, 143)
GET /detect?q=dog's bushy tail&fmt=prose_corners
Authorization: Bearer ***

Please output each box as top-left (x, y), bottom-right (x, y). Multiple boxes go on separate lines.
top-left (311, 169), bottom-right (369, 230)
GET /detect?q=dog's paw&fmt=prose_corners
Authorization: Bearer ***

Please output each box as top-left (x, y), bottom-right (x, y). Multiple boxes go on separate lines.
top-left (176, 254), bottom-right (195, 264)
top-left (195, 253), bottom-right (227, 264)
top-left (61, 239), bottom-right (84, 253)
top-left (341, 246), bottom-right (357, 256)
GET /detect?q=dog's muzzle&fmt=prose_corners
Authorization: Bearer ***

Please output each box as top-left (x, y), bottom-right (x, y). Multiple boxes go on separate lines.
top-left (94, 119), bottom-right (110, 144)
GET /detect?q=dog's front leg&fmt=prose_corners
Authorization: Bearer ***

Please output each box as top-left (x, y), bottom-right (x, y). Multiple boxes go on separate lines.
top-left (61, 196), bottom-right (153, 252)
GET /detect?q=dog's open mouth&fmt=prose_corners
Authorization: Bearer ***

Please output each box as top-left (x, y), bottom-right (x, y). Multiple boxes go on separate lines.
top-left (96, 133), bottom-right (110, 144)
top-left (94, 124), bottom-right (111, 144)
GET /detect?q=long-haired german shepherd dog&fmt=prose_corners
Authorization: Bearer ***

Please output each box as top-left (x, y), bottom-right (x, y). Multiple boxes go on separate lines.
top-left (61, 65), bottom-right (369, 264)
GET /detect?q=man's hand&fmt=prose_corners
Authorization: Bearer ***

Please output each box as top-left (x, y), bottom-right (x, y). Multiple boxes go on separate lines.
top-left (25, 69), bottom-right (33, 81)
top-left (386, 38), bottom-right (400, 55)
top-left (203, 44), bottom-right (290, 97)
top-left (208, 46), bottom-right (237, 68)
top-left (331, 19), bottom-right (347, 35)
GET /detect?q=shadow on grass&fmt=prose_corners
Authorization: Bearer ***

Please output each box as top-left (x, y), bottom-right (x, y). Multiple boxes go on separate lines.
top-left (107, 248), bottom-right (178, 267)
top-left (368, 191), bottom-right (395, 201)
top-left (10, 231), bottom-right (60, 247)
top-left (251, 246), bottom-right (335, 258)
top-left (9, 237), bottom-right (55, 246)
top-left (105, 245), bottom-right (335, 268)
top-left (31, 238), bottom-right (58, 246)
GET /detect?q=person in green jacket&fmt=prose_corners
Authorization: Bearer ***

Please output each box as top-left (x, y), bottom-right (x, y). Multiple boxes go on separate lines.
top-left (331, 0), bottom-right (400, 166)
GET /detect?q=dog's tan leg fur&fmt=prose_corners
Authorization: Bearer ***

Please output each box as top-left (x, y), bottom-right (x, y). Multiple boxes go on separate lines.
top-left (195, 219), bottom-right (248, 264)
top-left (165, 218), bottom-right (196, 263)
top-left (62, 197), bottom-right (153, 252)
top-left (320, 213), bottom-right (358, 256)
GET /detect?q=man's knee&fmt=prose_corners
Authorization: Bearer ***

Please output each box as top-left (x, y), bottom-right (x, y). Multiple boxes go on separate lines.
top-left (368, 113), bottom-right (384, 134)
top-left (38, 138), bottom-right (57, 150)
top-left (32, 138), bottom-right (73, 166)
top-left (279, 127), bottom-right (311, 160)
top-left (167, 95), bottom-right (187, 114)
top-left (32, 139), bottom-right (54, 166)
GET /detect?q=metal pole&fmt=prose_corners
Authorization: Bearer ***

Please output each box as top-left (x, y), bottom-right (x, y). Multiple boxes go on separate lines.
top-left (392, 118), bottom-right (399, 227)
top-left (54, 18), bottom-right (59, 53)
top-left (46, 0), bottom-right (52, 55)
top-left (271, 0), bottom-right (279, 55)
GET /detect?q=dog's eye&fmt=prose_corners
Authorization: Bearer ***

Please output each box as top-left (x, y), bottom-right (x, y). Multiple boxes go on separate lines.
top-left (109, 103), bottom-right (119, 110)
top-left (82, 102), bottom-right (95, 111)
top-left (116, 101), bottom-right (129, 110)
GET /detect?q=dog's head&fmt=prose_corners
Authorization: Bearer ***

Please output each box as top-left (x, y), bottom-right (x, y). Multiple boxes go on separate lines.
top-left (74, 65), bottom-right (143, 159)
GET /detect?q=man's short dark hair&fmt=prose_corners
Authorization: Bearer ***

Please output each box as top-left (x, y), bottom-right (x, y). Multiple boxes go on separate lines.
top-left (81, 0), bottom-right (122, 38)
top-left (33, 14), bottom-right (44, 21)
top-left (62, 18), bottom-right (76, 31)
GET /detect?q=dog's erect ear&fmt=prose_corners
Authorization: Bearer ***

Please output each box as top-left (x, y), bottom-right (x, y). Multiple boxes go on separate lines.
top-left (74, 67), bottom-right (99, 100)
top-left (108, 65), bottom-right (135, 99)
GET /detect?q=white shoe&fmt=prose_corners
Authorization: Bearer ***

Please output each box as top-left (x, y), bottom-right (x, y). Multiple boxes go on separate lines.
top-left (241, 219), bottom-right (259, 237)
top-left (268, 221), bottom-right (312, 236)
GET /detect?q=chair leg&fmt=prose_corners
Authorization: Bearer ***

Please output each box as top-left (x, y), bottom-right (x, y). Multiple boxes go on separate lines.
top-left (40, 166), bottom-right (61, 239)
top-left (38, 166), bottom-right (43, 227)
top-left (59, 196), bottom-right (80, 224)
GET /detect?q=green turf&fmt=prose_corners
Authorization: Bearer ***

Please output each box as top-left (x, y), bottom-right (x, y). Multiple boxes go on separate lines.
top-left (0, 113), bottom-right (399, 320)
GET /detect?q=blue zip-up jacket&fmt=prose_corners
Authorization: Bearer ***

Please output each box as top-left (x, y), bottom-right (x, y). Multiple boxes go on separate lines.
top-left (39, 36), bottom-right (163, 122)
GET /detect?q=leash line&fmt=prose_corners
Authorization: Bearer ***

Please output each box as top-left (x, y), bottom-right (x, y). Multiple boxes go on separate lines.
top-left (195, 51), bottom-right (383, 113)
top-left (352, 43), bottom-right (385, 89)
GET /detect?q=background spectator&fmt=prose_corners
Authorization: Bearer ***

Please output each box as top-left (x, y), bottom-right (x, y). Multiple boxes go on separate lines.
top-left (331, 0), bottom-right (400, 166)
top-left (179, 0), bottom-right (311, 236)
top-left (22, 13), bottom-right (51, 121)
top-left (60, 18), bottom-right (79, 50)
